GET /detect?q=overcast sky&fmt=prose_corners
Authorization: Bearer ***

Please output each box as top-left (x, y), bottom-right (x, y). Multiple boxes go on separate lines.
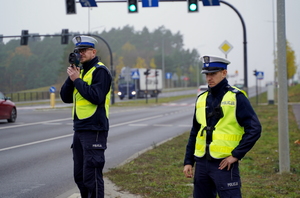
top-left (1, 0), bottom-right (299, 86)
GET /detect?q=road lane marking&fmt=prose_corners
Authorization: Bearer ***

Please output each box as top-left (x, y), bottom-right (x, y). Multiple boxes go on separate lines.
top-left (178, 125), bottom-right (191, 127)
top-left (153, 124), bottom-right (172, 127)
top-left (42, 123), bottom-right (62, 125)
top-left (0, 118), bottom-right (71, 130)
top-left (0, 114), bottom-right (163, 152)
top-left (128, 124), bottom-right (148, 126)
top-left (109, 115), bottom-right (163, 128)
top-left (0, 134), bottom-right (72, 152)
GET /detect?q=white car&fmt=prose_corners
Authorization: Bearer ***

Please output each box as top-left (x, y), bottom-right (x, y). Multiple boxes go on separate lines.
top-left (197, 85), bottom-right (208, 96)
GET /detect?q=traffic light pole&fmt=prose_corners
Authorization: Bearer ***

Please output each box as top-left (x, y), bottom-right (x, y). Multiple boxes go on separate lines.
top-left (0, 32), bottom-right (115, 105)
top-left (219, 1), bottom-right (248, 93)
top-left (86, 33), bottom-right (115, 105)
top-left (84, 0), bottom-right (248, 92)
top-left (1, 0), bottom-right (247, 102)
top-left (255, 76), bottom-right (258, 105)
top-left (145, 74), bottom-right (148, 104)
top-left (155, 69), bottom-right (158, 103)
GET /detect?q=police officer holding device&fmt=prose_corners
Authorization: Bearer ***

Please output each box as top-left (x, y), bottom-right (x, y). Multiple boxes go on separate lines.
top-left (183, 55), bottom-right (261, 198)
top-left (60, 35), bottom-right (112, 198)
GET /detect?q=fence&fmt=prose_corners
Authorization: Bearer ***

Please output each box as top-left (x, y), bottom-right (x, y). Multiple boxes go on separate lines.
top-left (4, 91), bottom-right (61, 102)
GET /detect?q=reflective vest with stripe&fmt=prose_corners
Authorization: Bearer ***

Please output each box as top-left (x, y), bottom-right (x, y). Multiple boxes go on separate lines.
top-left (194, 90), bottom-right (245, 159)
top-left (72, 62), bottom-right (111, 120)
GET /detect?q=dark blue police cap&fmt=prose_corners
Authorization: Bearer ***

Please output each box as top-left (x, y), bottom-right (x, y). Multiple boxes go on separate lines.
top-left (201, 55), bottom-right (231, 74)
top-left (72, 35), bottom-right (98, 49)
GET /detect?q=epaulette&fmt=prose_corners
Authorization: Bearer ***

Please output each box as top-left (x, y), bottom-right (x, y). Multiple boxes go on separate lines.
top-left (197, 90), bottom-right (208, 99)
top-left (229, 86), bottom-right (248, 97)
top-left (95, 63), bottom-right (112, 77)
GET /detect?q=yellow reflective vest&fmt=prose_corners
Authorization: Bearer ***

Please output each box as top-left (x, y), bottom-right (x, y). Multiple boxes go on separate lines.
top-left (72, 62), bottom-right (111, 120)
top-left (194, 90), bottom-right (245, 159)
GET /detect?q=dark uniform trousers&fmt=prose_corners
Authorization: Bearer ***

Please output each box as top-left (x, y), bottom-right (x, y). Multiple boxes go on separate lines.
top-left (193, 156), bottom-right (242, 198)
top-left (72, 130), bottom-right (107, 198)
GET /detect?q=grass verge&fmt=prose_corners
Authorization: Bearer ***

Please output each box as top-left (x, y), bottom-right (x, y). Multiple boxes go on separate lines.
top-left (112, 94), bottom-right (196, 107)
top-left (105, 85), bottom-right (300, 198)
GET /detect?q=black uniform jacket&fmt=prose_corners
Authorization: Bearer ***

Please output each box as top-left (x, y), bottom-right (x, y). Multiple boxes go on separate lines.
top-left (184, 78), bottom-right (261, 166)
top-left (60, 56), bottom-right (112, 132)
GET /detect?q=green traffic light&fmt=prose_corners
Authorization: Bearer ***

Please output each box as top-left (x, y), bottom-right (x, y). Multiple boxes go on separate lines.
top-left (129, 4), bottom-right (137, 12)
top-left (189, 3), bottom-right (197, 11)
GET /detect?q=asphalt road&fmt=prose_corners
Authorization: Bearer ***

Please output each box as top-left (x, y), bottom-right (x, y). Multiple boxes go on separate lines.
top-left (0, 86), bottom-right (265, 198)
top-left (0, 97), bottom-right (196, 198)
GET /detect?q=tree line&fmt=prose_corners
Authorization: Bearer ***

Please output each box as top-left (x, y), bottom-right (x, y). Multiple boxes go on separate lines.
top-left (0, 26), bottom-right (204, 93)
top-left (1, 25), bottom-right (296, 94)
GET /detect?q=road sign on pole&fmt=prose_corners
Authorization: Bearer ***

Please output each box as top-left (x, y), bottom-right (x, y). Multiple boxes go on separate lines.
top-left (142, 0), bottom-right (158, 7)
top-left (165, 72), bottom-right (172, 79)
top-left (256, 71), bottom-right (264, 80)
top-left (202, 0), bottom-right (220, 6)
top-left (49, 86), bottom-right (56, 93)
top-left (79, 0), bottom-right (97, 7)
top-left (219, 40), bottom-right (233, 56)
top-left (132, 71), bottom-right (140, 79)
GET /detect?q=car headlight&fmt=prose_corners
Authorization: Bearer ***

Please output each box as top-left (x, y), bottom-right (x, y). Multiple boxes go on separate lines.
top-left (131, 91), bottom-right (136, 95)
top-left (118, 92), bottom-right (122, 96)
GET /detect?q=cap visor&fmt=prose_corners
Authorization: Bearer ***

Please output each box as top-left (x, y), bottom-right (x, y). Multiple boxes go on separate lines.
top-left (201, 69), bottom-right (222, 74)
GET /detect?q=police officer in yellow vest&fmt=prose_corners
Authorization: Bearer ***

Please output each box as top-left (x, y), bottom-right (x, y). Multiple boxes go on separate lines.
top-left (183, 55), bottom-right (261, 198)
top-left (60, 35), bottom-right (112, 198)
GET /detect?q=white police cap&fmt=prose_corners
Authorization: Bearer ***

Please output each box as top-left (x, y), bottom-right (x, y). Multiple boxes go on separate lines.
top-left (201, 55), bottom-right (231, 74)
top-left (72, 35), bottom-right (98, 49)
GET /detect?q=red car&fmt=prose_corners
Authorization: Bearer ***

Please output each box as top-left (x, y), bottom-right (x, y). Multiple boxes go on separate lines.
top-left (0, 92), bottom-right (17, 122)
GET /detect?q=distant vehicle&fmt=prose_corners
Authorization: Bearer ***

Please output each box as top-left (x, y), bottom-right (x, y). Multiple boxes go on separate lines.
top-left (233, 84), bottom-right (244, 90)
top-left (0, 92), bottom-right (17, 122)
top-left (117, 67), bottom-right (163, 100)
top-left (197, 85), bottom-right (208, 96)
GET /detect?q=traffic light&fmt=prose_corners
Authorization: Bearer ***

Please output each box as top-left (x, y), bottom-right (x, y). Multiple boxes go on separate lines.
top-left (188, 0), bottom-right (199, 12)
top-left (253, 69), bottom-right (257, 76)
top-left (20, 30), bottom-right (29, 45)
top-left (155, 70), bottom-right (159, 76)
top-left (66, 0), bottom-right (76, 14)
top-left (128, 0), bottom-right (138, 13)
top-left (61, 29), bottom-right (69, 44)
top-left (144, 69), bottom-right (150, 76)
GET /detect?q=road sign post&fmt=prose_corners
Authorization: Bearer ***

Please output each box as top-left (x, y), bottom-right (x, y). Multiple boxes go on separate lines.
top-left (132, 71), bottom-right (139, 100)
top-left (49, 86), bottom-right (56, 108)
top-left (124, 67), bottom-right (131, 99)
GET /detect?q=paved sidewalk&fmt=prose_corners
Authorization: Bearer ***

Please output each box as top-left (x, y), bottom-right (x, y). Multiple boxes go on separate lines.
top-left (57, 177), bottom-right (142, 198)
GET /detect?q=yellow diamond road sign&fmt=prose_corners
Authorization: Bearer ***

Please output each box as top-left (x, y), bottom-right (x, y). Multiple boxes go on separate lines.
top-left (219, 40), bottom-right (233, 55)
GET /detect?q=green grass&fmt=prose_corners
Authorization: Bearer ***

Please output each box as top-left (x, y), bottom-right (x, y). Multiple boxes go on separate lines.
top-left (112, 94), bottom-right (196, 107)
top-left (105, 84), bottom-right (300, 198)
top-left (250, 84), bottom-right (300, 104)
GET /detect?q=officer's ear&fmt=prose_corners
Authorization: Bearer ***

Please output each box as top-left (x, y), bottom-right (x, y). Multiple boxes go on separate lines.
top-left (91, 48), bottom-right (97, 55)
top-left (221, 69), bottom-right (227, 78)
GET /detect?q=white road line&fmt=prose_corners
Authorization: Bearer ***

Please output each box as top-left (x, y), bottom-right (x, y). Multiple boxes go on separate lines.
top-left (110, 115), bottom-right (163, 128)
top-left (0, 118), bottom-right (71, 130)
top-left (153, 124), bottom-right (172, 127)
top-left (178, 125), bottom-right (191, 127)
top-left (0, 114), bottom-right (163, 152)
top-left (128, 124), bottom-right (148, 126)
top-left (0, 134), bottom-right (72, 152)
top-left (42, 123), bottom-right (62, 125)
